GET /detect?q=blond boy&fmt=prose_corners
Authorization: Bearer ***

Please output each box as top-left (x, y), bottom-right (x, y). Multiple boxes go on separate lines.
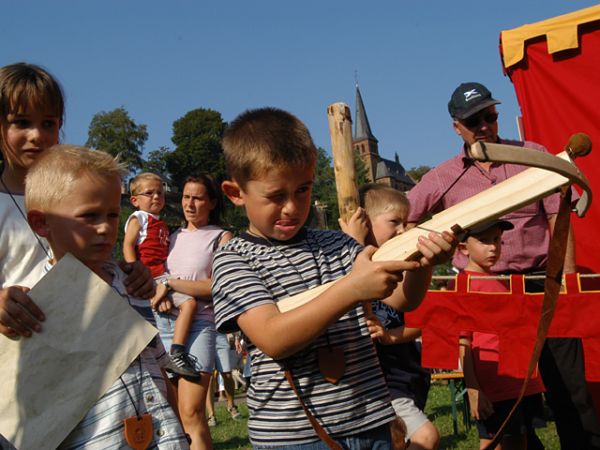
top-left (123, 172), bottom-right (199, 379)
top-left (212, 107), bottom-right (456, 448)
top-left (22, 145), bottom-right (188, 448)
top-left (341, 184), bottom-right (440, 450)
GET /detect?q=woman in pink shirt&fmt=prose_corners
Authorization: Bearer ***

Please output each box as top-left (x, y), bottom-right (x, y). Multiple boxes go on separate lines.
top-left (153, 174), bottom-right (232, 450)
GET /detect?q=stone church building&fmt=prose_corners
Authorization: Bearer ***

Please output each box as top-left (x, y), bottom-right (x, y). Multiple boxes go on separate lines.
top-left (353, 86), bottom-right (415, 192)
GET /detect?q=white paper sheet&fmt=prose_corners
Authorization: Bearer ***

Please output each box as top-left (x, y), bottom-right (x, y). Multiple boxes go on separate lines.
top-left (0, 254), bottom-right (158, 450)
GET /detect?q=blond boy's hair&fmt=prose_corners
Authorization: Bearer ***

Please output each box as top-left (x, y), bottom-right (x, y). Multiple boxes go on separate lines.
top-left (129, 172), bottom-right (163, 195)
top-left (25, 144), bottom-right (127, 211)
top-left (222, 107), bottom-right (317, 188)
top-left (359, 183), bottom-right (410, 217)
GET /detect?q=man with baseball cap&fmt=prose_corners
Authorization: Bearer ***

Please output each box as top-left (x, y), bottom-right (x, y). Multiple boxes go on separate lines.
top-left (407, 82), bottom-right (600, 448)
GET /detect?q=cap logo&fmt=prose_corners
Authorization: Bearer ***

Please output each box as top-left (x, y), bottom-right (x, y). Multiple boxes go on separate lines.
top-left (464, 89), bottom-right (482, 102)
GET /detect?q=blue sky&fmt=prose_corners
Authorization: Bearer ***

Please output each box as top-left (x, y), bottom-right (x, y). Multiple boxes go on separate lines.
top-left (2, 1), bottom-right (597, 170)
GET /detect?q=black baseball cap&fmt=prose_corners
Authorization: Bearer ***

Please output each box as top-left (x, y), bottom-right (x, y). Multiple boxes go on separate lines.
top-left (448, 82), bottom-right (501, 119)
top-left (462, 219), bottom-right (514, 241)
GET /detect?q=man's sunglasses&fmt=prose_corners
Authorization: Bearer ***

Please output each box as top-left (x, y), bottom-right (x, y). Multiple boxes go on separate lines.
top-left (461, 112), bottom-right (499, 129)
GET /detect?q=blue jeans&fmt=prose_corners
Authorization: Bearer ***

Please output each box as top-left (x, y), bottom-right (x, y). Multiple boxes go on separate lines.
top-left (253, 423), bottom-right (391, 450)
top-left (154, 312), bottom-right (216, 373)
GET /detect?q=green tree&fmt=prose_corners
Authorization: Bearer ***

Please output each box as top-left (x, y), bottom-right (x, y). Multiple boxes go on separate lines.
top-left (166, 108), bottom-right (226, 189)
top-left (142, 146), bottom-right (171, 176)
top-left (407, 165), bottom-right (431, 183)
top-left (354, 153), bottom-right (369, 186)
top-left (86, 107), bottom-right (148, 174)
top-left (311, 147), bottom-right (338, 229)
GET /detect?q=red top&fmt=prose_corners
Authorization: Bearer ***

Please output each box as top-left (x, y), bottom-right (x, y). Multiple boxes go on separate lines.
top-left (127, 211), bottom-right (169, 278)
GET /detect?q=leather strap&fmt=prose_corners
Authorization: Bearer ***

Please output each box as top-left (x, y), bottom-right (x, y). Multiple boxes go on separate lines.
top-left (284, 368), bottom-right (342, 450)
top-left (484, 187), bottom-right (572, 449)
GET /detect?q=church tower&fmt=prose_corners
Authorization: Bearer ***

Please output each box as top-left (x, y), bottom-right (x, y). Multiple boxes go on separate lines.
top-left (352, 85), bottom-right (415, 192)
top-left (353, 85), bottom-right (379, 183)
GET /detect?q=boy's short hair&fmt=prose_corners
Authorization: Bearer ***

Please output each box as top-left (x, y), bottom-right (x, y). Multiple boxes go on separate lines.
top-left (222, 107), bottom-right (317, 188)
top-left (359, 183), bottom-right (410, 217)
top-left (25, 144), bottom-right (127, 211)
top-left (129, 172), bottom-right (163, 195)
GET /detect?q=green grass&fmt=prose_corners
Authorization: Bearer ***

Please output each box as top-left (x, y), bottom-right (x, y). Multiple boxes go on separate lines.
top-left (209, 384), bottom-right (561, 449)
top-left (210, 402), bottom-right (250, 450)
top-left (426, 381), bottom-right (560, 450)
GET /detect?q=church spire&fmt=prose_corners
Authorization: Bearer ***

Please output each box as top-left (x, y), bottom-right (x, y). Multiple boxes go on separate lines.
top-left (354, 84), bottom-right (378, 143)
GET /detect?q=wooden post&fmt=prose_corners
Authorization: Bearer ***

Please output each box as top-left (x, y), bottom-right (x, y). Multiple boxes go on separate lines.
top-left (327, 102), bottom-right (359, 223)
top-left (327, 102), bottom-right (374, 316)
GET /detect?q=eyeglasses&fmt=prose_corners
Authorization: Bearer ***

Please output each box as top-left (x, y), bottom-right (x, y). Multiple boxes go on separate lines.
top-left (461, 112), bottom-right (499, 129)
top-left (136, 190), bottom-right (164, 198)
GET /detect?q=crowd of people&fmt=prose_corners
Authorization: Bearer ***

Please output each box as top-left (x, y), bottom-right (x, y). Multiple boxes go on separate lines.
top-left (0, 61), bottom-right (598, 450)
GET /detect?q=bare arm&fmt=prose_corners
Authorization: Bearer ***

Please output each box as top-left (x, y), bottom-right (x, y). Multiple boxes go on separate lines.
top-left (167, 278), bottom-right (212, 299)
top-left (166, 231), bottom-right (234, 301)
top-left (460, 337), bottom-right (494, 420)
top-left (238, 246), bottom-right (418, 360)
top-left (547, 214), bottom-right (576, 273)
top-left (366, 313), bottom-right (422, 345)
top-left (122, 217), bottom-right (141, 263)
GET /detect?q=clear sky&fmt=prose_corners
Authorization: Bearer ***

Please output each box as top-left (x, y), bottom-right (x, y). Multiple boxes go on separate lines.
top-left (2, 0), bottom-right (597, 170)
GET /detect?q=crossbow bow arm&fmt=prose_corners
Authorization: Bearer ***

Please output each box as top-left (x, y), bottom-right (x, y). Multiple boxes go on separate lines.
top-left (469, 133), bottom-right (592, 217)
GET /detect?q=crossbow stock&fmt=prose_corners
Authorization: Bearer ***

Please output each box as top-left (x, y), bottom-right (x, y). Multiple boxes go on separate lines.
top-left (277, 133), bottom-right (592, 313)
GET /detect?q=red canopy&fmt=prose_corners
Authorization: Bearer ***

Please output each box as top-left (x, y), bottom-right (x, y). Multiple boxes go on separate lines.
top-left (500, 5), bottom-right (600, 273)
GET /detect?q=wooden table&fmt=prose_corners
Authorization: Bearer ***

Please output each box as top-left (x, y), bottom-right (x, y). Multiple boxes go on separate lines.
top-left (431, 371), bottom-right (471, 435)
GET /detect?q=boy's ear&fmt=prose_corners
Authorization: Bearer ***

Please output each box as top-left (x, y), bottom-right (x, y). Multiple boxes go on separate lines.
top-left (130, 195), bottom-right (139, 208)
top-left (27, 210), bottom-right (50, 238)
top-left (221, 180), bottom-right (245, 207)
top-left (458, 242), bottom-right (469, 256)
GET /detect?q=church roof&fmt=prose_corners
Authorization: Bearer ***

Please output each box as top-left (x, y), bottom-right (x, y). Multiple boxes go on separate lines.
top-left (354, 85), bottom-right (378, 143)
top-left (375, 157), bottom-right (415, 187)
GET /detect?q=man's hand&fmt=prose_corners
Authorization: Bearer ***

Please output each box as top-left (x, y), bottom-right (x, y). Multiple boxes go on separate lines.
top-left (119, 261), bottom-right (155, 299)
top-left (0, 286), bottom-right (45, 338)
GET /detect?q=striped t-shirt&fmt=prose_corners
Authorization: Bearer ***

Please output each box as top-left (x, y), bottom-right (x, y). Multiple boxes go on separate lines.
top-left (213, 228), bottom-right (395, 446)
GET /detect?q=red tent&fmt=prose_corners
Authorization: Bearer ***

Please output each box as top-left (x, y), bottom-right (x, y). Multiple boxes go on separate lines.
top-left (500, 4), bottom-right (600, 273)
top-left (500, 4), bottom-right (600, 412)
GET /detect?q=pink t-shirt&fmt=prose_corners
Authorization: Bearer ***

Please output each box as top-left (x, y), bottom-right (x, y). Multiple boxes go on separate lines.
top-left (166, 225), bottom-right (224, 321)
top-left (407, 139), bottom-right (560, 272)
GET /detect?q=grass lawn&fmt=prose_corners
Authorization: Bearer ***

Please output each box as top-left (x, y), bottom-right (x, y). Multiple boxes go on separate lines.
top-left (426, 381), bottom-right (559, 449)
top-left (210, 383), bottom-right (561, 449)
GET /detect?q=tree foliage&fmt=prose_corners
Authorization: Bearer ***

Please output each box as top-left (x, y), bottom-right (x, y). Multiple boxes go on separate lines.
top-left (310, 147), bottom-right (338, 229)
top-left (407, 165), bottom-right (431, 183)
top-left (166, 108), bottom-right (226, 188)
top-left (86, 107), bottom-right (148, 174)
top-left (142, 146), bottom-right (171, 177)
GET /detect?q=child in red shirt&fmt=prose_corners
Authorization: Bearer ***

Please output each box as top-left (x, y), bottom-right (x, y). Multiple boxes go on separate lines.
top-left (458, 220), bottom-right (546, 449)
top-left (124, 172), bottom-right (199, 379)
